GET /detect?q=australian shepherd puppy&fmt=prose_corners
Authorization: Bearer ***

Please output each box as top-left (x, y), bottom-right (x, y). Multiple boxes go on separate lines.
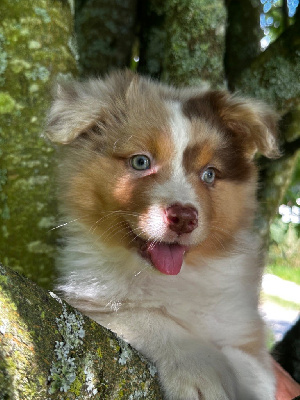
top-left (46, 71), bottom-right (279, 400)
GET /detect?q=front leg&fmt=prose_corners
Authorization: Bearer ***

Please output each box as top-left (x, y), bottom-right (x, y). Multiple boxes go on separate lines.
top-left (110, 311), bottom-right (238, 400)
top-left (98, 310), bottom-right (275, 400)
top-left (155, 337), bottom-right (275, 400)
top-left (155, 339), bottom-right (236, 400)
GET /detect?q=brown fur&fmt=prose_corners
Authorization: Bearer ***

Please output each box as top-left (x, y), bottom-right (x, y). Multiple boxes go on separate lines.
top-left (46, 71), bottom-right (280, 400)
top-left (47, 71), bottom-right (278, 258)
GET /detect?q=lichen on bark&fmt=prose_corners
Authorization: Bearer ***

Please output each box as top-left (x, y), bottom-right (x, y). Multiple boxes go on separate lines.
top-left (0, 0), bottom-right (77, 288)
top-left (138, 0), bottom-right (226, 88)
top-left (0, 263), bottom-right (163, 399)
top-left (233, 20), bottom-right (300, 112)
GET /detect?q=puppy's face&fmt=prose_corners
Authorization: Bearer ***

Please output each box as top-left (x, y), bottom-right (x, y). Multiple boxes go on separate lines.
top-left (47, 72), bottom-right (278, 275)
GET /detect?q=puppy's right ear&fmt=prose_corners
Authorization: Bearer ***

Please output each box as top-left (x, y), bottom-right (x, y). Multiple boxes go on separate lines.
top-left (45, 80), bottom-right (104, 144)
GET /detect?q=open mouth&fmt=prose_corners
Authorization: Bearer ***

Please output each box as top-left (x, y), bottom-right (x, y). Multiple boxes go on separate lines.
top-left (136, 237), bottom-right (188, 276)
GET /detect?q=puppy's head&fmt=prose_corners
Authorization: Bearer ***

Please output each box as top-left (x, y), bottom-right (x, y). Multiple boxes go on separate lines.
top-left (46, 71), bottom-right (279, 275)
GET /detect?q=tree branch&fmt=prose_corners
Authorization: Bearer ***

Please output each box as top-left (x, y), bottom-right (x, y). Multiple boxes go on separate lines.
top-left (137, 0), bottom-right (226, 88)
top-left (0, 263), bottom-right (163, 399)
top-left (224, 0), bottom-right (262, 91)
top-left (233, 20), bottom-right (300, 111)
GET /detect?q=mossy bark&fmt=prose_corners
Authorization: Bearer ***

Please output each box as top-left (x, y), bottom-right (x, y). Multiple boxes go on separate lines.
top-left (138, 0), bottom-right (226, 88)
top-left (0, 0), bottom-right (77, 288)
top-left (75, 0), bottom-right (138, 77)
top-left (224, 0), bottom-right (262, 91)
top-left (224, 1), bottom-right (300, 235)
top-left (234, 20), bottom-right (300, 112)
top-left (0, 263), bottom-right (163, 400)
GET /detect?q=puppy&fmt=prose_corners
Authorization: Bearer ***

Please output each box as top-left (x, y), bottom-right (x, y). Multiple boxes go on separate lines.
top-left (46, 70), bottom-right (279, 400)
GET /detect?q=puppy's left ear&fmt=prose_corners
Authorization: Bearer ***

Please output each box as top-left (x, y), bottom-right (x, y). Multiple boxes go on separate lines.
top-left (45, 79), bottom-right (106, 144)
top-left (201, 91), bottom-right (280, 159)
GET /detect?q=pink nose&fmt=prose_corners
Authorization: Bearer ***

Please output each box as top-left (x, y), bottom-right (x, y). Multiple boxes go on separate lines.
top-left (165, 204), bottom-right (198, 235)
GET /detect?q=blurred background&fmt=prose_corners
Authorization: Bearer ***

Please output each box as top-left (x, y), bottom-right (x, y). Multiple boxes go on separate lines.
top-left (0, 0), bottom-right (299, 348)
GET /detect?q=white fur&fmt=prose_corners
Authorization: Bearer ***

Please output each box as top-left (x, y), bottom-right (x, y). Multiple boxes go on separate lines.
top-left (57, 223), bottom-right (275, 400)
top-left (152, 102), bottom-right (200, 209)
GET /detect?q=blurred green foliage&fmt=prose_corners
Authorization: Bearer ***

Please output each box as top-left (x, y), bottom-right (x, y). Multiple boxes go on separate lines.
top-left (260, 0), bottom-right (299, 48)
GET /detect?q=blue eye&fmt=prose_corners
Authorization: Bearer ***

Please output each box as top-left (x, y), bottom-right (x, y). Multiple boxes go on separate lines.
top-left (201, 168), bottom-right (215, 184)
top-left (130, 155), bottom-right (151, 171)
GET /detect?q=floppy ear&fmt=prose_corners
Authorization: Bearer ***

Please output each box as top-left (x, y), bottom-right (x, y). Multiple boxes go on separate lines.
top-left (185, 91), bottom-right (280, 159)
top-left (214, 91), bottom-right (280, 158)
top-left (45, 79), bottom-right (107, 144)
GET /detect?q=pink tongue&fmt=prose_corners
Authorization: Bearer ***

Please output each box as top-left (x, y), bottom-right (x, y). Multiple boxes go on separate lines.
top-left (147, 243), bottom-right (186, 275)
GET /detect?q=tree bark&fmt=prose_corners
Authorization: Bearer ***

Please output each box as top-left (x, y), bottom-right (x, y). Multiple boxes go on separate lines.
top-left (75, 0), bottom-right (138, 77)
top-left (233, 20), bottom-right (300, 112)
top-left (0, 263), bottom-right (163, 400)
top-left (256, 109), bottom-right (300, 238)
top-left (0, 0), bottom-right (77, 289)
top-left (137, 0), bottom-right (226, 88)
top-left (224, 0), bottom-right (262, 91)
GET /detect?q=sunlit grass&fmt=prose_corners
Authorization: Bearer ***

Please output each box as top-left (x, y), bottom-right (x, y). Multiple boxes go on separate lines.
top-left (266, 263), bottom-right (300, 285)
top-left (261, 292), bottom-right (300, 310)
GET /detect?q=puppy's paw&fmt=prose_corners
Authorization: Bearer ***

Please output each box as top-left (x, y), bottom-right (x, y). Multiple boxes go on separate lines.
top-left (158, 360), bottom-right (234, 400)
top-left (161, 374), bottom-right (230, 400)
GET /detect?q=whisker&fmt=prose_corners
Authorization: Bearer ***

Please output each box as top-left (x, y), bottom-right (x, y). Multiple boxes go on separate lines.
top-left (148, 239), bottom-right (159, 251)
top-left (134, 264), bottom-right (150, 277)
top-left (49, 216), bottom-right (85, 232)
top-left (98, 220), bottom-right (130, 242)
top-left (210, 232), bottom-right (226, 251)
top-left (210, 225), bottom-right (233, 236)
top-left (89, 210), bottom-right (141, 233)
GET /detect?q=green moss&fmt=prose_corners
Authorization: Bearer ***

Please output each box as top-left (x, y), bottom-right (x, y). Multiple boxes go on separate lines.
top-left (0, 274), bottom-right (8, 284)
top-left (0, 0), bottom-right (77, 289)
top-left (28, 40), bottom-right (42, 50)
top-left (139, 0), bottom-right (226, 88)
top-left (10, 58), bottom-right (31, 73)
top-left (116, 388), bottom-right (124, 398)
top-left (96, 347), bottom-right (103, 359)
top-left (0, 92), bottom-right (16, 113)
top-left (69, 376), bottom-right (83, 396)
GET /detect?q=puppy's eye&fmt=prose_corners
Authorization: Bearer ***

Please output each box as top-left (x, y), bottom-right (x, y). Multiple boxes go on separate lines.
top-left (130, 155), bottom-right (151, 171)
top-left (201, 168), bottom-right (216, 185)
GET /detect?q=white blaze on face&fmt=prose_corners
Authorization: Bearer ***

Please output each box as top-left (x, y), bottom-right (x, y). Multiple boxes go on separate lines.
top-left (138, 204), bottom-right (169, 240)
top-left (152, 102), bottom-right (199, 208)
top-left (139, 102), bottom-right (201, 245)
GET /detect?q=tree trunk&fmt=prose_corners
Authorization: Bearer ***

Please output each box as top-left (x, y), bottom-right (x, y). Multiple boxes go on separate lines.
top-left (75, 0), bottom-right (138, 77)
top-left (0, 263), bottom-right (163, 400)
top-left (224, 0), bottom-right (300, 235)
top-left (233, 20), bottom-right (300, 112)
top-left (0, 0), bottom-right (77, 289)
top-left (224, 0), bottom-right (262, 91)
top-left (138, 0), bottom-right (226, 88)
